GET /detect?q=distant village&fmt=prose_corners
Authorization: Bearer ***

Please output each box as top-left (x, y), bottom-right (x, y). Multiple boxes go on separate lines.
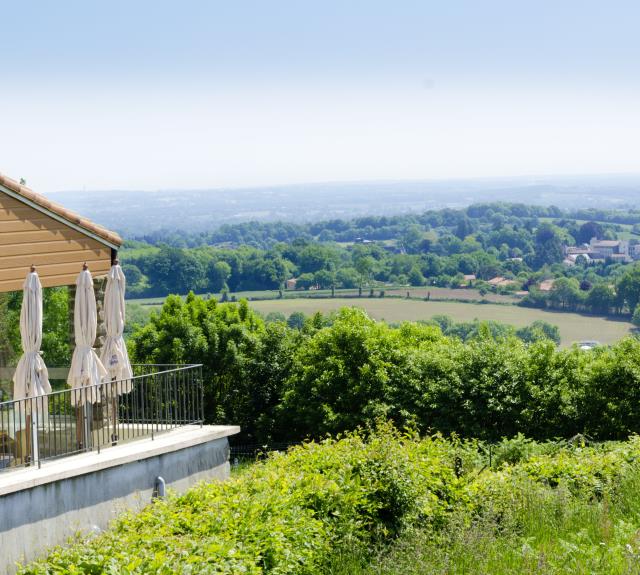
top-left (564, 237), bottom-right (637, 266)
top-left (283, 236), bottom-right (638, 295)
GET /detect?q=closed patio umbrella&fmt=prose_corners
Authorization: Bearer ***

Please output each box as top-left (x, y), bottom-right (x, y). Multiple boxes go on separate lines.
top-left (68, 266), bottom-right (107, 406)
top-left (100, 262), bottom-right (133, 389)
top-left (12, 268), bottom-right (51, 463)
top-left (13, 269), bottom-right (51, 402)
top-left (100, 262), bottom-right (132, 444)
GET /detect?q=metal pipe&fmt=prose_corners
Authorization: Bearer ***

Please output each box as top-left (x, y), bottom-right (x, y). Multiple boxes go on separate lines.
top-left (153, 476), bottom-right (166, 499)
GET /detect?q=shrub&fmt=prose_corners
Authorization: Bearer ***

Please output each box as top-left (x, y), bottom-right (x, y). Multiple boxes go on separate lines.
top-left (20, 427), bottom-right (640, 574)
top-left (20, 425), bottom-right (461, 575)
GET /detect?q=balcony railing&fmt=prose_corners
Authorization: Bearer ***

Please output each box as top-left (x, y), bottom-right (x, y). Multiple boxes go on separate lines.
top-left (0, 364), bottom-right (204, 471)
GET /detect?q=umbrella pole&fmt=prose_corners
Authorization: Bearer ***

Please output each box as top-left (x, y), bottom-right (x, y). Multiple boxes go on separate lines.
top-left (111, 377), bottom-right (119, 446)
top-left (75, 406), bottom-right (83, 450)
top-left (75, 395), bottom-right (86, 451)
top-left (25, 413), bottom-right (32, 465)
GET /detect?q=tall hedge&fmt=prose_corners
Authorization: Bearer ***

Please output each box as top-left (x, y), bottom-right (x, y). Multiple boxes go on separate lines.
top-left (130, 296), bottom-right (640, 443)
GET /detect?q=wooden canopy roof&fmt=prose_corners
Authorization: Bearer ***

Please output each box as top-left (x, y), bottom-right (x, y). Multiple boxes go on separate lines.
top-left (0, 172), bottom-right (122, 293)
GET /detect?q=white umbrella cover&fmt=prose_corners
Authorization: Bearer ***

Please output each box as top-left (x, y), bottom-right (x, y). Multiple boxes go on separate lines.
top-left (12, 271), bottom-right (51, 404)
top-left (68, 268), bottom-right (108, 405)
top-left (100, 264), bottom-right (133, 392)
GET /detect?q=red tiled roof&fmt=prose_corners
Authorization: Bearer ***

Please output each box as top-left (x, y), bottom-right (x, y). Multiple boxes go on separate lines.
top-left (0, 172), bottom-right (122, 247)
top-left (539, 279), bottom-right (556, 291)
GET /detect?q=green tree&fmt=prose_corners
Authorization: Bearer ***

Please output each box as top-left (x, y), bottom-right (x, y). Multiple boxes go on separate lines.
top-left (121, 263), bottom-right (147, 297)
top-left (336, 267), bottom-right (360, 289)
top-left (313, 269), bottom-right (335, 290)
top-left (532, 223), bottom-right (564, 268)
top-left (548, 277), bottom-right (582, 310)
top-left (616, 266), bottom-right (640, 314)
top-left (41, 287), bottom-right (72, 367)
top-left (207, 260), bottom-right (232, 292)
top-left (146, 246), bottom-right (206, 295)
top-left (129, 294), bottom-right (266, 437)
top-left (576, 221), bottom-right (603, 244)
top-left (278, 309), bottom-right (436, 438)
top-left (0, 294), bottom-right (16, 372)
top-left (516, 321), bottom-right (561, 345)
top-left (287, 311), bottom-right (307, 330)
top-left (585, 284), bottom-right (615, 315)
top-left (297, 244), bottom-right (338, 273)
top-left (454, 216), bottom-right (474, 240)
top-left (296, 273), bottom-right (316, 290)
top-left (401, 224), bottom-right (424, 254)
top-left (408, 266), bottom-right (426, 287)
top-left (354, 256), bottom-right (375, 288)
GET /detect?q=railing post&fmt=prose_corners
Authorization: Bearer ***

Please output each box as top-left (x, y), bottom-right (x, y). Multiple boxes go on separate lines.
top-left (84, 400), bottom-right (91, 452)
top-left (199, 365), bottom-right (204, 426)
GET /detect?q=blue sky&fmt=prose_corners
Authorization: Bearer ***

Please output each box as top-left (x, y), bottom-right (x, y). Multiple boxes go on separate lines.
top-left (1, 1), bottom-right (639, 192)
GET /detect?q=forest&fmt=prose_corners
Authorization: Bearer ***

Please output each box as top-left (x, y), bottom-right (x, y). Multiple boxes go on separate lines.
top-left (121, 202), bottom-right (640, 321)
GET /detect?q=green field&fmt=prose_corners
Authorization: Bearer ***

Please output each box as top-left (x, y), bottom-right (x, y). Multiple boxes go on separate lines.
top-left (129, 285), bottom-right (518, 307)
top-left (249, 297), bottom-right (633, 347)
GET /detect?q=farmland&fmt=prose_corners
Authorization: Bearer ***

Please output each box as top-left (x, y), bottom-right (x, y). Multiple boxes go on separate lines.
top-left (129, 285), bottom-right (518, 307)
top-left (249, 297), bottom-right (633, 347)
top-left (128, 288), bottom-right (633, 347)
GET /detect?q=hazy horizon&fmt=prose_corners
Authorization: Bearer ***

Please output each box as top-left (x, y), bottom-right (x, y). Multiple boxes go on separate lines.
top-left (46, 174), bottom-right (640, 236)
top-left (43, 172), bottom-right (640, 196)
top-left (2, 1), bottom-right (640, 194)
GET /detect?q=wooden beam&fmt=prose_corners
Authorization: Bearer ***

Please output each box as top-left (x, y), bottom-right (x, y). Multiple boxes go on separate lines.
top-left (0, 228), bottom-right (88, 245)
top-left (0, 206), bottom-right (36, 221)
top-left (0, 248), bottom-right (111, 270)
top-left (0, 259), bottom-right (111, 282)
top-left (0, 238), bottom-right (106, 257)
top-left (0, 267), bottom-right (110, 292)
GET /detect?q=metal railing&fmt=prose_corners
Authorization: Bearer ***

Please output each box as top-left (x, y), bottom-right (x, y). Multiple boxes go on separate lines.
top-left (0, 364), bottom-right (203, 471)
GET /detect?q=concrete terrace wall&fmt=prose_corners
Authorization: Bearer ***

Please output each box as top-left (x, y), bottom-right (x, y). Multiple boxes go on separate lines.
top-left (0, 425), bottom-right (239, 575)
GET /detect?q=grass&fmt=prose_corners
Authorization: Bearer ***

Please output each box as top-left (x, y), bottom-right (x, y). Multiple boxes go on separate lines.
top-left (329, 471), bottom-right (640, 575)
top-left (119, 245), bottom-right (160, 258)
top-left (127, 289), bottom-right (633, 347)
top-left (248, 298), bottom-right (633, 348)
top-left (128, 285), bottom-right (518, 307)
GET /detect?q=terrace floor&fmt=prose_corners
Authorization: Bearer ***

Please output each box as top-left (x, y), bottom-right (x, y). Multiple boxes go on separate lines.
top-left (0, 424), bottom-right (239, 497)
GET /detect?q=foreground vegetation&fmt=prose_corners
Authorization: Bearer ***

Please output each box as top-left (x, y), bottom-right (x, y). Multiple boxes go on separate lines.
top-left (20, 426), bottom-right (640, 574)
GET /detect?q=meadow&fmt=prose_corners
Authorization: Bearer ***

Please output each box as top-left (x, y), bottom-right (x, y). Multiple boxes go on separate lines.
top-left (129, 285), bottom-right (518, 307)
top-left (128, 288), bottom-right (633, 347)
top-left (249, 297), bottom-right (632, 348)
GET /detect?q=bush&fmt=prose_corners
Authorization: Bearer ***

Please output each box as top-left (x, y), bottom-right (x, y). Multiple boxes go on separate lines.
top-left (20, 426), bottom-right (640, 574)
top-left (130, 294), bottom-right (640, 445)
top-left (20, 425), bottom-right (461, 575)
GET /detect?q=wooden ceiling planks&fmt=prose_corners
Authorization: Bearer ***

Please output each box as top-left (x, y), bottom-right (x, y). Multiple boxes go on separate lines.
top-left (0, 189), bottom-right (116, 292)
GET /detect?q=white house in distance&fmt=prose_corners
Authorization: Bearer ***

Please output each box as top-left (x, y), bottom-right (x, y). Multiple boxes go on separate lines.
top-left (564, 237), bottom-right (633, 265)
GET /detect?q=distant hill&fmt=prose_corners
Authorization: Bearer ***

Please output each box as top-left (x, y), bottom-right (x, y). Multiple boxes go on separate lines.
top-left (47, 174), bottom-right (640, 236)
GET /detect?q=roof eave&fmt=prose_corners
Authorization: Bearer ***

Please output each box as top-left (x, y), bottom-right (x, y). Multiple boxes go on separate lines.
top-left (0, 176), bottom-right (122, 250)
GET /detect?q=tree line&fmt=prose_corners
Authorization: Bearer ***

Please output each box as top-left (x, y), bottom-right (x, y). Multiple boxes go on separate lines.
top-left (121, 202), bottom-right (640, 321)
top-left (135, 202), bottom-right (640, 249)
